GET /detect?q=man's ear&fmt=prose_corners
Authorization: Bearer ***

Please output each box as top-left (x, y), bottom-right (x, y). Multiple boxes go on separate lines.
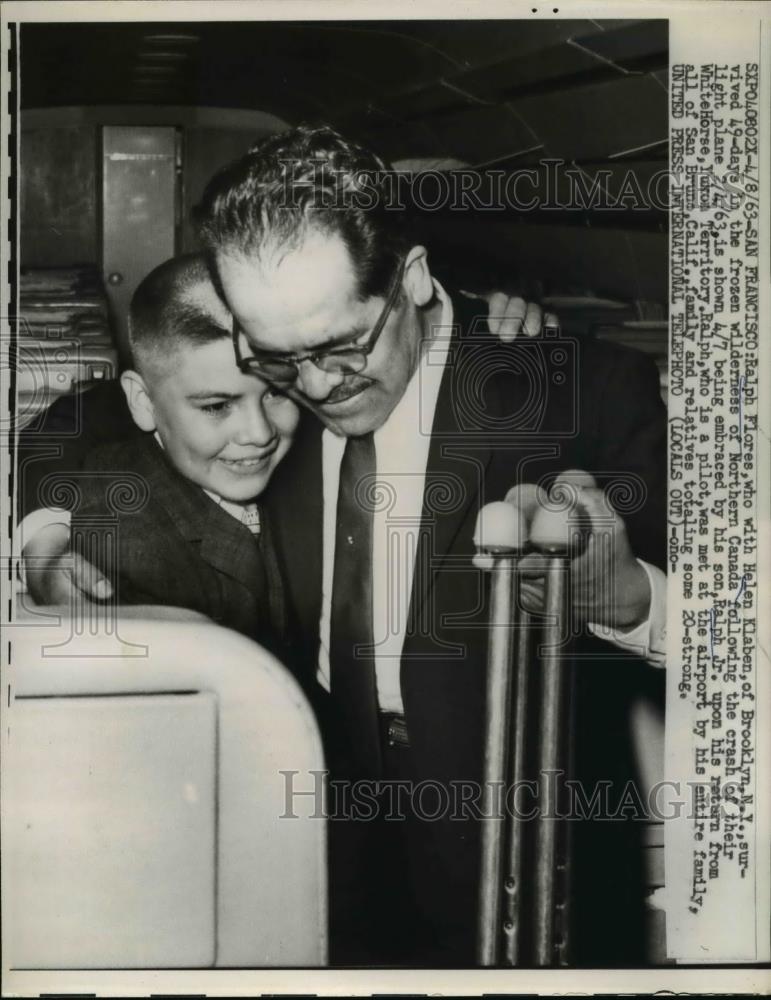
top-left (403, 245), bottom-right (434, 308)
top-left (120, 370), bottom-right (157, 433)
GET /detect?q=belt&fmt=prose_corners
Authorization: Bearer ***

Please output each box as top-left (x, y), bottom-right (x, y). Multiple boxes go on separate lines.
top-left (380, 711), bottom-right (410, 749)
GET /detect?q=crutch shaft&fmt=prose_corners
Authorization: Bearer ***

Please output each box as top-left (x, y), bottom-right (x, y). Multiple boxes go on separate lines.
top-left (477, 556), bottom-right (517, 966)
top-left (501, 597), bottom-right (532, 966)
top-left (533, 554), bottom-right (570, 965)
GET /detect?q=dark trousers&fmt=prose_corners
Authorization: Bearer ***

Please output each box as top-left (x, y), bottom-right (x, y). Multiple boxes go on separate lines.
top-left (326, 716), bottom-right (474, 967)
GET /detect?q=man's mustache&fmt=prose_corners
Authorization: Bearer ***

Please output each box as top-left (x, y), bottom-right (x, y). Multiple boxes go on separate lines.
top-left (321, 376), bottom-right (374, 405)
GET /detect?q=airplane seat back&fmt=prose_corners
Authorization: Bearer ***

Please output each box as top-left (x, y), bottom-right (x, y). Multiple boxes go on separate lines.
top-left (629, 686), bottom-right (669, 965)
top-left (3, 606), bottom-right (327, 969)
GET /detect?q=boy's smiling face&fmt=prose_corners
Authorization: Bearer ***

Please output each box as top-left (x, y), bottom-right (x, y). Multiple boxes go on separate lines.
top-left (124, 337), bottom-right (300, 503)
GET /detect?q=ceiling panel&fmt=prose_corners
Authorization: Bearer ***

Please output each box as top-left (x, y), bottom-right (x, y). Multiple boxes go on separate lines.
top-left (393, 18), bottom-right (620, 65)
top-left (20, 19), bottom-right (668, 227)
top-left (514, 73), bottom-right (668, 162)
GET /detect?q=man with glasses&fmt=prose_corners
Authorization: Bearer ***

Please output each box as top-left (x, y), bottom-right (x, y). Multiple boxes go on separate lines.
top-left (231, 253), bottom-right (407, 419)
top-left (197, 125), bottom-right (667, 966)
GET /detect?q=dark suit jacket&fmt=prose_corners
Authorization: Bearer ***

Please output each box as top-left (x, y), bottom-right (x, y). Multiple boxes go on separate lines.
top-left (57, 432), bottom-right (291, 662)
top-left (263, 291), bottom-right (667, 963)
top-left (17, 378), bottom-right (138, 521)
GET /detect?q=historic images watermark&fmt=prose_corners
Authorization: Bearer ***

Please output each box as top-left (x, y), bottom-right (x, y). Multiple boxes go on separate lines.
top-left (280, 769), bottom-right (755, 826)
top-left (274, 157), bottom-right (757, 215)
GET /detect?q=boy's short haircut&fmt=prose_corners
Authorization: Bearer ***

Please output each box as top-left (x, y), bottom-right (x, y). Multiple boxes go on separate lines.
top-left (127, 253), bottom-right (231, 374)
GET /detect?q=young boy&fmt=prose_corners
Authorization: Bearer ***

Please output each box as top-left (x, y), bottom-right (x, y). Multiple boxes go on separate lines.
top-left (70, 254), bottom-right (300, 654)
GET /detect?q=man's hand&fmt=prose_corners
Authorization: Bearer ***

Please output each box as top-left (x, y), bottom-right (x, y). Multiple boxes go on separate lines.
top-left (460, 290), bottom-right (559, 342)
top-left (557, 481), bottom-right (651, 630)
top-left (23, 521), bottom-right (112, 606)
top-left (475, 471), bottom-right (652, 632)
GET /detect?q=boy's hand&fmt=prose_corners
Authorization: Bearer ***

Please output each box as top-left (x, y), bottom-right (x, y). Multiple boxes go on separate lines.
top-left (460, 289), bottom-right (559, 341)
top-left (24, 522), bottom-right (113, 605)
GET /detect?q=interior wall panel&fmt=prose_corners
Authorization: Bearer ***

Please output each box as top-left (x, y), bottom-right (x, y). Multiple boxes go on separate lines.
top-left (20, 127), bottom-right (97, 266)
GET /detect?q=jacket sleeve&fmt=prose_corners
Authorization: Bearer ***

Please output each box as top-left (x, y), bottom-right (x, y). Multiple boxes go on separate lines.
top-left (16, 380), bottom-right (138, 521)
top-left (591, 345), bottom-right (667, 571)
top-left (70, 502), bottom-right (202, 611)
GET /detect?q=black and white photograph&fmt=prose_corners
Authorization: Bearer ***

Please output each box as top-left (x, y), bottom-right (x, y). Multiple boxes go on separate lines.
top-left (0, 2), bottom-right (768, 995)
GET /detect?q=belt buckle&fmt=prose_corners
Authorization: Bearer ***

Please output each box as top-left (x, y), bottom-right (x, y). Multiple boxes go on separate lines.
top-left (385, 713), bottom-right (410, 749)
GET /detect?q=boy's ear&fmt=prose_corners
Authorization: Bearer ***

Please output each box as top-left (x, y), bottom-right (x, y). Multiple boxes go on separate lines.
top-left (120, 370), bottom-right (157, 433)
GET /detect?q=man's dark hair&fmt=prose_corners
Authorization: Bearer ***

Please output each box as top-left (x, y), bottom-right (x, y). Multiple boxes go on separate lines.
top-left (195, 125), bottom-right (410, 300)
top-left (128, 253), bottom-right (231, 372)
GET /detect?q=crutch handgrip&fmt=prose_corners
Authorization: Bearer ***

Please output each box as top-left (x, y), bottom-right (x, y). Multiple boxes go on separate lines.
top-left (473, 500), bottom-right (528, 554)
top-left (530, 501), bottom-right (591, 557)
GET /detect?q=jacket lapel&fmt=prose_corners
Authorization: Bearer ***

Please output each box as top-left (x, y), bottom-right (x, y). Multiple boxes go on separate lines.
top-left (195, 512), bottom-right (265, 597)
top-left (261, 412), bottom-right (324, 641)
top-left (409, 293), bottom-right (496, 626)
top-left (131, 436), bottom-right (264, 598)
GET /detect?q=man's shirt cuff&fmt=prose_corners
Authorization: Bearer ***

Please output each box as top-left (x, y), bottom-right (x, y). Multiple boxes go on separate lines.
top-left (587, 560), bottom-right (667, 667)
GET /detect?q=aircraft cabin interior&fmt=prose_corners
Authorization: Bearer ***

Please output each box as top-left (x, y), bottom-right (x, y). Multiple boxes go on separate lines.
top-left (7, 17), bottom-right (669, 974)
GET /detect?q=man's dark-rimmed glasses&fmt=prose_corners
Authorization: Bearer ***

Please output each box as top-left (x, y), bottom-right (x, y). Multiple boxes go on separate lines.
top-left (233, 257), bottom-right (406, 387)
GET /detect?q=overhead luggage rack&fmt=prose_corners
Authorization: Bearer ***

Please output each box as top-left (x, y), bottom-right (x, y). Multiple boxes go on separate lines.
top-left (16, 264), bottom-right (118, 429)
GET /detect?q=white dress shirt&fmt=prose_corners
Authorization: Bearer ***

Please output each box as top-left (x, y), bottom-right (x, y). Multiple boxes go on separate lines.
top-left (318, 281), bottom-right (454, 712)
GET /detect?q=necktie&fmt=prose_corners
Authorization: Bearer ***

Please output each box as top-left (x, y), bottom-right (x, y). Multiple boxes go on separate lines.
top-left (330, 432), bottom-right (381, 776)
